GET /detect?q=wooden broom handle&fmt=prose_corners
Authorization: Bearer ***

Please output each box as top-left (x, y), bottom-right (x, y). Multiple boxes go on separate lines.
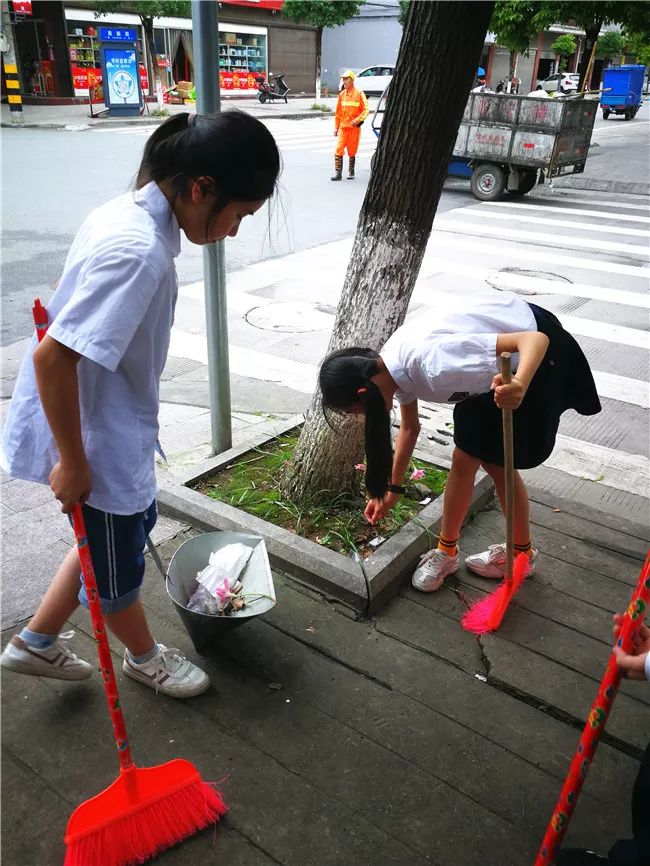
top-left (500, 353), bottom-right (515, 586)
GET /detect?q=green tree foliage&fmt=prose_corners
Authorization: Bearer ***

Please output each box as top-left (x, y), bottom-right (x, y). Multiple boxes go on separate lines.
top-left (595, 30), bottom-right (626, 62)
top-left (282, 1), bottom-right (362, 98)
top-left (550, 33), bottom-right (576, 70)
top-left (623, 28), bottom-right (650, 67)
top-left (532, 3), bottom-right (650, 87)
top-left (490, 1), bottom-right (543, 55)
top-left (282, 1), bottom-right (361, 29)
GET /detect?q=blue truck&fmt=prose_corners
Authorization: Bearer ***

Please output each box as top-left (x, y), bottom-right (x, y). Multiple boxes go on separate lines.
top-left (600, 64), bottom-right (645, 120)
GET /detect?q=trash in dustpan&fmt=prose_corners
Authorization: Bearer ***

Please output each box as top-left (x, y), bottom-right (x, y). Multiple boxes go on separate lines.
top-left (166, 531), bottom-right (276, 651)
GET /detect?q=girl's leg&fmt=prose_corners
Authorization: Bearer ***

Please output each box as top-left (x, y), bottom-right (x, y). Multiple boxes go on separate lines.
top-left (481, 461), bottom-right (532, 552)
top-left (439, 447), bottom-right (481, 553)
top-left (27, 546), bottom-right (82, 635)
top-left (105, 601), bottom-right (155, 658)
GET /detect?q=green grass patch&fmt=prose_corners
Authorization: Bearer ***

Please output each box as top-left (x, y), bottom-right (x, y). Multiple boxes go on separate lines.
top-left (310, 102), bottom-right (332, 112)
top-left (195, 434), bottom-right (447, 558)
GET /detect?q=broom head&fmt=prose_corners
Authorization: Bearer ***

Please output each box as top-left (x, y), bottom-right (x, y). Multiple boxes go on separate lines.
top-left (461, 552), bottom-right (528, 635)
top-left (64, 758), bottom-right (227, 866)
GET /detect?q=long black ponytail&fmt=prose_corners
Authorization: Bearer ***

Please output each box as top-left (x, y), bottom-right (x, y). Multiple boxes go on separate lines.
top-left (319, 348), bottom-right (393, 499)
top-left (136, 110), bottom-right (280, 209)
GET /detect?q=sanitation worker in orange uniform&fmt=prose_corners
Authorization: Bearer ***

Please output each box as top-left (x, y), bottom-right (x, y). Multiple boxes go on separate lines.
top-left (332, 70), bottom-right (369, 181)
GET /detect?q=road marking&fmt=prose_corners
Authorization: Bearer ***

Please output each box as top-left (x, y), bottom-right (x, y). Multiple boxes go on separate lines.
top-left (416, 406), bottom-right (648, 498)
top-left (548, 435), bottom-right (649, 498)
top-left (416, 259), bottom-right (650, 309)
top-left (592, 370), bottom-right (649, 409)
top-left (459, 207), bottom-right (650, 238)
top-left (436, 219), bottom-right (650, 256)
top-left (559, 314), bottom-right (649, 350)
top-left (429, 233), bottom-right (650, 278)
top-left (546, 195), bottom-right (650, 211)
top-left (475, 199), bottom-right (650, 224)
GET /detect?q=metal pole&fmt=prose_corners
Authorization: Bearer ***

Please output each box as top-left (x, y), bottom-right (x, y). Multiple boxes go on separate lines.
top-left (191, 0), bottom-right (232, 454)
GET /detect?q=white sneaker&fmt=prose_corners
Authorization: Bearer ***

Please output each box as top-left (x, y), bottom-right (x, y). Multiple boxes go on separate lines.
top-left (411, 548), bottom-right (459, 593)
top-left (465, 543), bottom-right (538, 579)
top-left (123, 644), bottom-right (210, 698)
top-left (0, 631), bottom-right (93, 681)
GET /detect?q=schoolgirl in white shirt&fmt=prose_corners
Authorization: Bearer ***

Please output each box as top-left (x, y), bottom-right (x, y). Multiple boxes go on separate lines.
top-left (318, 291), bottom-right (601, 591)
top-left (1, 112), bottom-right (280, 696)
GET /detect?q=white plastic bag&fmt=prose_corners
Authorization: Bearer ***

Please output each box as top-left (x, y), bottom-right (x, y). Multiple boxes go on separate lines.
top-left (196, 543), bottom-right (253, 595)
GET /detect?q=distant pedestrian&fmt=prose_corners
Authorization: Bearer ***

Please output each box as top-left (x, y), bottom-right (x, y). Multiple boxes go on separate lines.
top-left (317, 291), bottom-right (601, 593)
top-left (528, 84), bottom-right (551, 98)
top-left (1, 112), bottom-right (280, 698)
top-left (332, 70), bottom-right (369, 181)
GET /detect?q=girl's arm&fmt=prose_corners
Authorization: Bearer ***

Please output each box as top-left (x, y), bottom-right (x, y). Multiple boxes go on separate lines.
top-left (33, 335), bottom-right (92, 513)
top-left (493, 331), bottom-right (550, 409)
top-left (365, 401), bottom-right (420, 525)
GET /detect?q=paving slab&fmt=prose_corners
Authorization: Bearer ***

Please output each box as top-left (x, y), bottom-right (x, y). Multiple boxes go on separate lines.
top-left (2, 490), bottom-right (645, 865)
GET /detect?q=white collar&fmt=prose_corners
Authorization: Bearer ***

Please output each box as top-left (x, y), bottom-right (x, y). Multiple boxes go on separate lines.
top-left (134, 182), bottom-right (181, 258)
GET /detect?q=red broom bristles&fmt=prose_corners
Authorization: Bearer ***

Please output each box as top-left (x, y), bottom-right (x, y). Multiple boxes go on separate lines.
top-left (461, 553), bottom-right (529, 635)
top-left (64, 779), bottom-right (227, 866)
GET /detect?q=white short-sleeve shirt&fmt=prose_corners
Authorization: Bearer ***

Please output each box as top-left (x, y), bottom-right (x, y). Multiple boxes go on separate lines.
top-left (380, 291), bottom-right (537, 405)
top-left (1, 182), bottom-right (181, 515)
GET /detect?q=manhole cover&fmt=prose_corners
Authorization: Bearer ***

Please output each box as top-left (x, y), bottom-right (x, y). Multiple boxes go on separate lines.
top-left (245, 302), bottom-right (334, 333)
top-left (486, 267), bottom-right (572, 296)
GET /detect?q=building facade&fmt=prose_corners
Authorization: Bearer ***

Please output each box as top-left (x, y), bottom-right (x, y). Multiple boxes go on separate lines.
top-left (5, 0), bottom-right (317, 103)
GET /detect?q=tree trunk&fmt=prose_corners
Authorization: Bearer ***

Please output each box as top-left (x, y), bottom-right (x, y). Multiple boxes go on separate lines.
top-left (281, 1), bottom-right (494, 504)
top-left (509, 50), bottom-right (517, 83)
top-left (315, 25), bottom-right (322, 101)
top-left (577, 21), bottom-right (602, 90)
top-left (141, 16), bottom-right (164, 104)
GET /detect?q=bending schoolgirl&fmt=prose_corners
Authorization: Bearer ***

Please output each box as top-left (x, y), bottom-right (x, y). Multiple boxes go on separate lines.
top-left (319, 291), bottom-right (600, 591)
top-left (1, 112), bottom-right (280, 696)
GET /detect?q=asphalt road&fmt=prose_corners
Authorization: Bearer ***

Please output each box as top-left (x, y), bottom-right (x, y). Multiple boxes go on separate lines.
top-left (1, 117), bottom-right (475, 345)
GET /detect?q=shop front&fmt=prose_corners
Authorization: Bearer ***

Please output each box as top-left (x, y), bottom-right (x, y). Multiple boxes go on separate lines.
top-left (7, 0), bottom-right (316, 103)
top-left (64, 7), bottom-right (149, 99)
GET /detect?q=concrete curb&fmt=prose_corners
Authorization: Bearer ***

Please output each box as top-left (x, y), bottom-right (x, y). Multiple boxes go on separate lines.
top-left (553, 176), bottom-right (650, 197)
top-left (0, 110), bottom-right (332, 131)
top-left (158, 418), bottom-right (495, 615)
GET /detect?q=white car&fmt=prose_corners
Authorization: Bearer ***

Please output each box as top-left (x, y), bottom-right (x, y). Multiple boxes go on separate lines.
top-left (340, 65), bottom-right (394, 96)
top-left (537, 72), bottom-right (579, 94)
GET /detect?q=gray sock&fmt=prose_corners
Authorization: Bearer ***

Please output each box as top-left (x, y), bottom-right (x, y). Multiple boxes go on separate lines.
top-left (128, 642), bottom-right (160, 665)
top-left (19, 628), bottom-right (58, 649)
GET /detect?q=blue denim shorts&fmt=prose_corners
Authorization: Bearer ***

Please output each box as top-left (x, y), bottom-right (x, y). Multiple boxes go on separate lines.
top-left (73, 500), bottom-right (157, 614)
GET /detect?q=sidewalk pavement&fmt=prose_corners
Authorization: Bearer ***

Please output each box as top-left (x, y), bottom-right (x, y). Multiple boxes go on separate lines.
top-left (0, 95), bottom-right (336, 128)
top-left (2, 480), bottom-right (647, 864)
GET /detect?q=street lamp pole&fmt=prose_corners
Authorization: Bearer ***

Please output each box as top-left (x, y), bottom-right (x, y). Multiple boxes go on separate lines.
top-left (191, 0), bottom-right (232, 454)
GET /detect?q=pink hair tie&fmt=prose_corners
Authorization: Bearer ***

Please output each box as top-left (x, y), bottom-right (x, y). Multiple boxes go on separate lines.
top-left (357, 387), bottom-right (367, 396)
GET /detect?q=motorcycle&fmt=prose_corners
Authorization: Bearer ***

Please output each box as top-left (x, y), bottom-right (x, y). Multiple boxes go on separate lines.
top-left (256, 72), bottom-right (289, 104)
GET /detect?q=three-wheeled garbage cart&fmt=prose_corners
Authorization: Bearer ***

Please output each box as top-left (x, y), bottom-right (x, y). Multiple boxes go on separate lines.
top-left (372, 89), bottom-right (598, 201)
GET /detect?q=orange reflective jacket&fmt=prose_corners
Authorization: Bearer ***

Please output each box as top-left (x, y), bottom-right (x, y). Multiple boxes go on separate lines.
top-left (335, 87), bottom-right (369, 130)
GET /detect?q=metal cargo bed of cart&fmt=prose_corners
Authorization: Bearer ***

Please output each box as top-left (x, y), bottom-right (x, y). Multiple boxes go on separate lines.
top-left (371, 89), bottom-right (598, 201)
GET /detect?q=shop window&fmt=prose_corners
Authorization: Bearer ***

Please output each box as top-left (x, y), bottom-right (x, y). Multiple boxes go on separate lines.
top-left (219, 30), bottom-right (266, 91)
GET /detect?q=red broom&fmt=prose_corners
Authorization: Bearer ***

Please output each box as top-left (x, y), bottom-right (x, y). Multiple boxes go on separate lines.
top-left (462, 352), bottom-right (528, 634)
top-left (535, 552), bottom-right (650, 865)
top-left (32, 300), bottom-right (227, 866)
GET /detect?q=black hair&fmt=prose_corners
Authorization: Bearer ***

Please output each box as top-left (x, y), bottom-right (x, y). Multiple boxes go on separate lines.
top-left (136, 110), bottom-right (280, 211)
top-left (319, 348), bottom-right (393, 500)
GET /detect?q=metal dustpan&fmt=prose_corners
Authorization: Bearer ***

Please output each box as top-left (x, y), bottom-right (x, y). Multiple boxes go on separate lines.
top-left (165, 531), bottom-right (276, 651)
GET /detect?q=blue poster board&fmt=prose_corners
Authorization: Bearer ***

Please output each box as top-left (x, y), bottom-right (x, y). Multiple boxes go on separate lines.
top-left (99, 31), bottom-right (142, 116)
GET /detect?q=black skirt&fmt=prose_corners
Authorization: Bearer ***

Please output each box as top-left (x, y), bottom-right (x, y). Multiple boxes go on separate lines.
top-left (453, 304), bottom-right (601, 469)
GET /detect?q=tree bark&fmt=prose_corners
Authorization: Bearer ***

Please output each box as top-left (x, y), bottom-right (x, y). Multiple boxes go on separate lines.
top-left (141, 16), bottom-right (164, 101)
top-left (281, 1), bottom-right (494, 504)
top-left (577, 21), bottom-right (602, 90)
top-left (315, 25), bottom-right (322, 101)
